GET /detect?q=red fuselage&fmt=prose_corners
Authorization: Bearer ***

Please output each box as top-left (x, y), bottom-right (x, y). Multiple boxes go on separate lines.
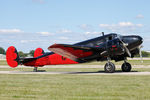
top-left (23, 53), bottom-right (78, 67)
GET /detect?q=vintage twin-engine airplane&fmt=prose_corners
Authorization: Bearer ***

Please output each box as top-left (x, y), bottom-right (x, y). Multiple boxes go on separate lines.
top-left (6, 33), bottom-right (143, 73)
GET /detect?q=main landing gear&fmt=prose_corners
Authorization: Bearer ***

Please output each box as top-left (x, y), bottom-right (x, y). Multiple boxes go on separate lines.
top-left (104, 58), bottom-right (132, 73)
top-left (104, 62), bottom-right (115, 73)
top-left (33, 66), bottom-right (45, 72)
top-left (121, 61), bottom-right (132, 72)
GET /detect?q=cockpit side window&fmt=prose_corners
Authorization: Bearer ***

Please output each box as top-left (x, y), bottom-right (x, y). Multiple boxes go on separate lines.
top-left (108, 34), bottom-right (118, 41)
top-left (96, 39), bottom-right (105, 46)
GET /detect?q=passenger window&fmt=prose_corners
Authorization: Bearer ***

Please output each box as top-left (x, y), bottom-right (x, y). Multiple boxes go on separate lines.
top-left (87, 43), bottom-right (94, 46)
top-left (96, 39), bottom-right (105, 45)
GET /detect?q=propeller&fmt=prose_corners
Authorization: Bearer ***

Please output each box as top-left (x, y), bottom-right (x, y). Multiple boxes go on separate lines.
top-left (139, 45), bottom-right (143, 63)
top-left (117, 36), bottom-right (131, 57)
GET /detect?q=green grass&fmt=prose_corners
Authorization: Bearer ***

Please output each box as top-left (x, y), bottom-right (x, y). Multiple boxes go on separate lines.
top-left (1, 67), bottom-right (150, 72)
top-left (1, 60), bottom-right (150, 100)
top-left (0, 74), bottom-right (150, 100)
top-left (0, 60), bottom-right (7, 65)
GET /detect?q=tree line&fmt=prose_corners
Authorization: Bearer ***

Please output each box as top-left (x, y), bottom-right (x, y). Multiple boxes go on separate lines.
top-left (0, 47), bottom-right (34, 57)
top-left (1, 47), bottom-right (150, 57)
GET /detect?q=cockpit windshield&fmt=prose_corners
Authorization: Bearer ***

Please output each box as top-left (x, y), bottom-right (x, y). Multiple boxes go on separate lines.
top-left (115, 34), bottom-right (123, 39)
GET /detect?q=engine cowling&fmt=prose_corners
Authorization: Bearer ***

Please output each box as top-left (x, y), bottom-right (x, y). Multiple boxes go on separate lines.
top-left (106, 39), bottom-right (124, 56)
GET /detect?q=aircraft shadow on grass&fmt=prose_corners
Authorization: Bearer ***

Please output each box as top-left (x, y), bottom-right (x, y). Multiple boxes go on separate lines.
top-left (17, 70), bottom-right (138, 74)
top-left (65, 70), bottom-right (138, 74)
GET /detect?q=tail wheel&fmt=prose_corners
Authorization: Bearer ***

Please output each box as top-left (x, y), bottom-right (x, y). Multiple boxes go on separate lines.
top-left (121, 62), bottom-right (132, 72)
top-left (104, 62), bottom-right (115, 73)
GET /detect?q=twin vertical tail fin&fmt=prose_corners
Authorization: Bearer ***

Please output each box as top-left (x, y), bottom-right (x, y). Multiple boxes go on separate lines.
top-left (34, 48), bottom-right (44, 58)
top-left (6, 47), bottom-right (45, 67)
top-left (6, 46), bottom-right (20, 68)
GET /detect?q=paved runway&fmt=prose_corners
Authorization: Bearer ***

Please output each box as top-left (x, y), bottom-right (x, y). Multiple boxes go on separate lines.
top-left (1, 65), bottom-right (150, 68)
top-left (0, 65), bottom-right (150, 75)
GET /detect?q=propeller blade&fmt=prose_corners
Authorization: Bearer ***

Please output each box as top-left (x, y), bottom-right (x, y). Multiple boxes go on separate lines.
top-left (124, 45), bottom-right (131, 57)
top-left (139, 45), bottom-right (143, 63)
top-left (118, 37), bottom-right (131, 57)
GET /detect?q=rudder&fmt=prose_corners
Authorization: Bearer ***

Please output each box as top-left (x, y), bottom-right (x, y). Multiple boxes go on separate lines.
top-left (6, 46), bottom-right (19, 68)
top-left (34, 48), bottom-right (44, 57)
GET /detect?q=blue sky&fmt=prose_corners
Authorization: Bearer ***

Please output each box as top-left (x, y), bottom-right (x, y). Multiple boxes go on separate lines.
top-left (0, 0), bottom-right (150, 52)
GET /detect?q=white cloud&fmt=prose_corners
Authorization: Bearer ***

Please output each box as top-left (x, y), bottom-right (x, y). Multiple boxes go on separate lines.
top-left (57, 29), bottom-right (72, 33)
top-left (20, 39), bottom-right (47, 43)
top-left (79, 24), bottom-right (93, 31)
top-left (85, 31), bottom-right (101, 35)
top-left (37, 32), bottom-right (54, 36)
top-left (32, 0), bottom-right (45, 4)
top-left (99, 22), bottom-right (143, 33)
top-left (136, 14), bottom-right (144, 19)
top-left (59, 36), bottom-right (69, 40)
top-left (0, 29), bottom-right (23, 33)
top-left (20, 40), bottom-right (28, 43)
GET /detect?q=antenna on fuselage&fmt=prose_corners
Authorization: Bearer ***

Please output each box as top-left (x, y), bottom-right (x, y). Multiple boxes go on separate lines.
top-left (102, 32), bottom-right (104, 36)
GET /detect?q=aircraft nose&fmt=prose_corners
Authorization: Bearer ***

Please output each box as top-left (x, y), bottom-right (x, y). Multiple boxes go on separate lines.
top-left (133, 35), bottom-right (143, 46)
top-left (136, 35), bottom-right (143, 44)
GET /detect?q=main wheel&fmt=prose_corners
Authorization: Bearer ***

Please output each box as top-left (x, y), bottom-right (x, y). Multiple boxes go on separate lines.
top-left (104, 62), bottom-right (115, 73)
top-left (121, 62), bottom-right (132, 72)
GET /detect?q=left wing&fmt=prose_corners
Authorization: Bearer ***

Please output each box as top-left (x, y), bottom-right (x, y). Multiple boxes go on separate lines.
top-left (48, 44), bottom-right (99, 61)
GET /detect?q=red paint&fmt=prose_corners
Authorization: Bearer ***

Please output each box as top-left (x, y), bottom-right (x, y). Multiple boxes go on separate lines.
top-left (6, 45), bottom-right (91, 67)
top-left (23, 53), bottom-right (78, 67)
top-left (112, 45), bottom-right (117, 48)
top-left (6, 46), bottom-right (19, 68)
top-left (34, 48), bottom-right (44, 57)
top-left (49, 44), bottom-right (93, 60)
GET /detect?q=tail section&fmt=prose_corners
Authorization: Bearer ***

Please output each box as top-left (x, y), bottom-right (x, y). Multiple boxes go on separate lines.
top-left (34, 48), bottom-right (44, 57)
top-left (6, 46), bottom-right (19, 68)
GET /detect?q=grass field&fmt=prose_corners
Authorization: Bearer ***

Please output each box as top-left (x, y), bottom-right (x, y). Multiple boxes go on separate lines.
top-left (0, 60), bottom-right (150, 100)
top-left (1, 67), bottom-right (150, 72)
top-left (0, 74), bottom-right (150, 100)
top-left (0, 60), bottom-right (7, 66)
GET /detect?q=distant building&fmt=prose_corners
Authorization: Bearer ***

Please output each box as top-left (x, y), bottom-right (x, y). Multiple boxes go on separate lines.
top-left (0, 54), bottom-right (6, 59)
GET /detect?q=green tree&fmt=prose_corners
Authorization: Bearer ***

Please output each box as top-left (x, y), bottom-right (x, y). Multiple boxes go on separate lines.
top-left (18, 51), bottom-right (28, 57)
top-left (0, 47), bottom-right (5, 54)
top-left (135, 51), bottom-right (150, 57)
top-left (141, 51), bottom-right (150, 57)
top-left (29, 50), bottom-right (35, 57)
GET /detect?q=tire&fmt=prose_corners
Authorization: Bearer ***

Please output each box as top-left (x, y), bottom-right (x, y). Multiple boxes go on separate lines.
top-left (104, 62), bottom-right (115, 73)
top-left (121, 62), bottom-right (132, 72)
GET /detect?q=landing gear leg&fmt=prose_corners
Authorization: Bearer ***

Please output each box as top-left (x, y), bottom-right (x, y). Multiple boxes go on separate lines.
top-left (33, 67), bottom-right (38, 72)
top-left (104, 57), bottom-right (115, 73)
top-left (121, 59), bottom-right (132, 72)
